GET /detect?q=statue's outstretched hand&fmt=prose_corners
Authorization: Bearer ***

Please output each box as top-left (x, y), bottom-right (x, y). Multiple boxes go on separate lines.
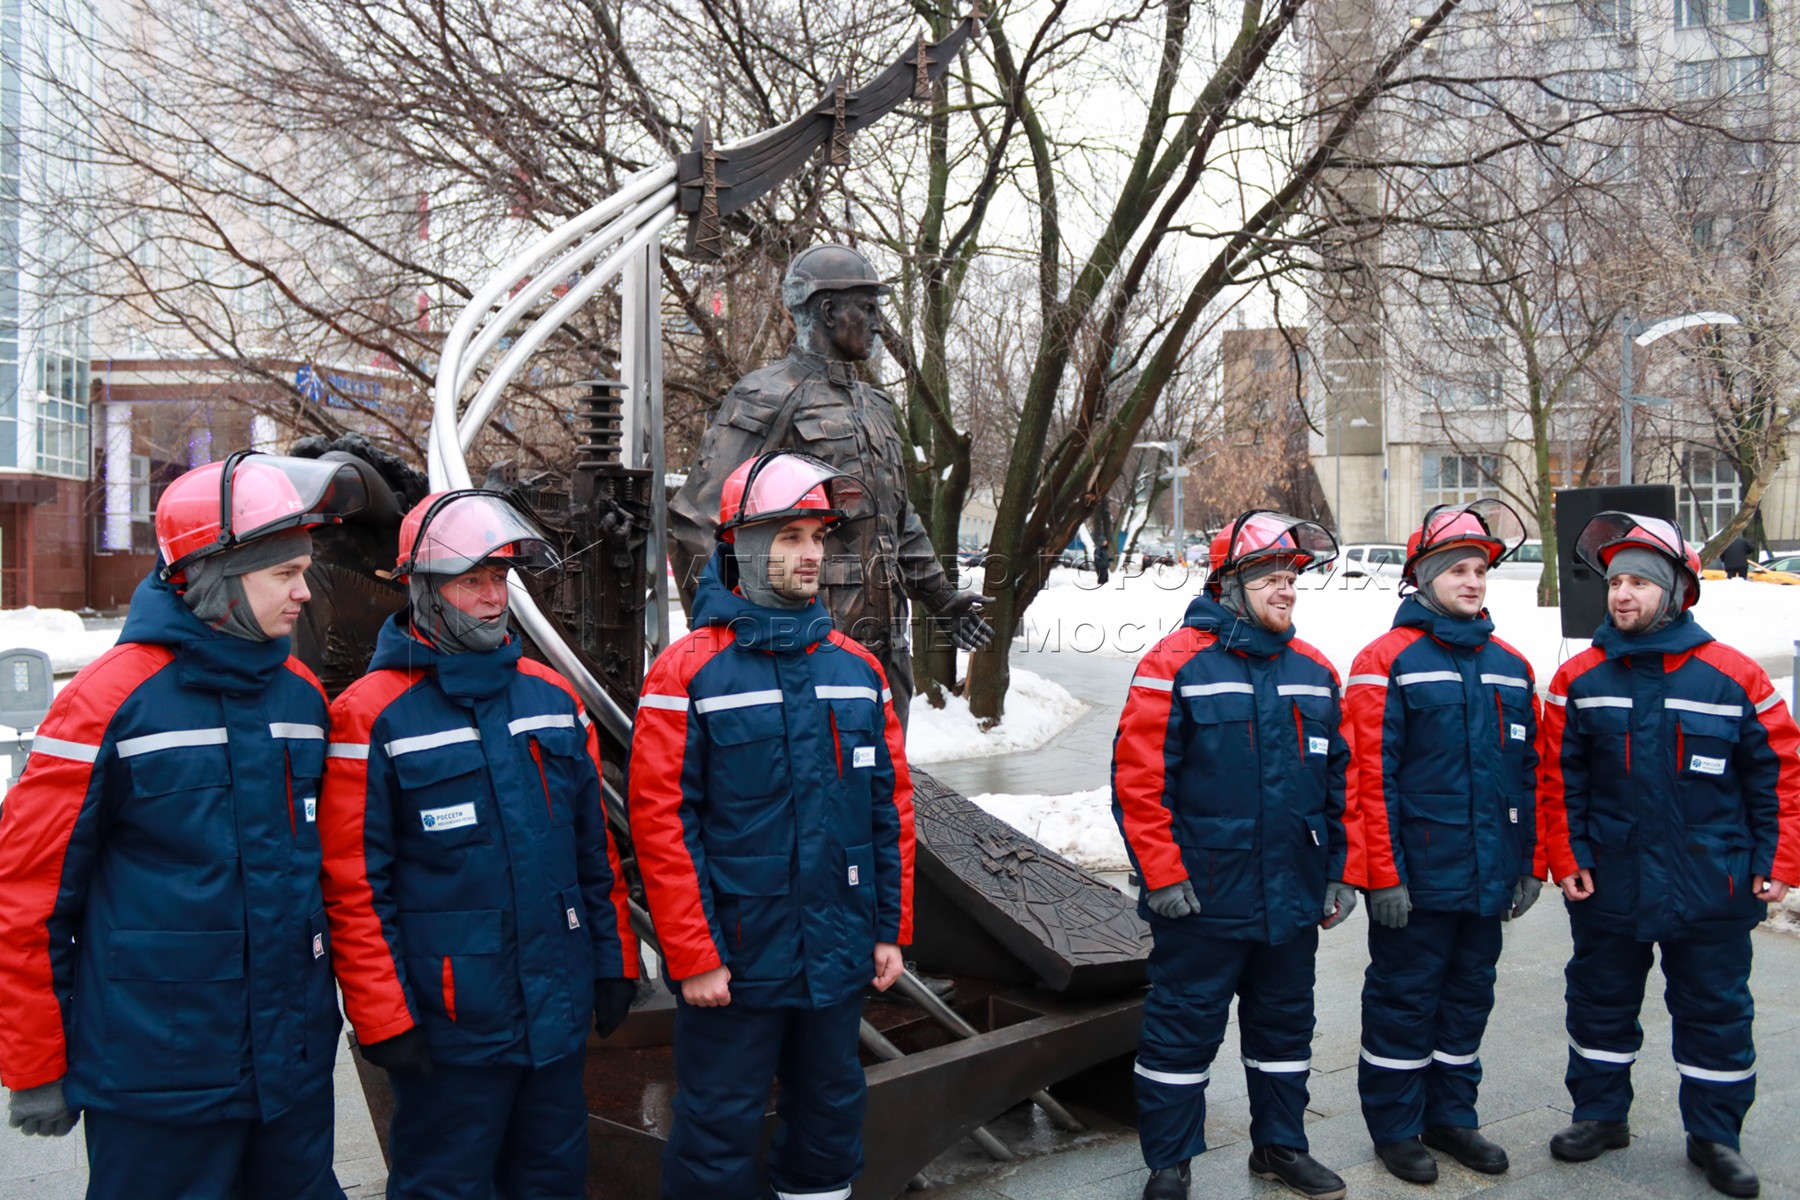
top-left (940, 591), bottom-right (996, 650)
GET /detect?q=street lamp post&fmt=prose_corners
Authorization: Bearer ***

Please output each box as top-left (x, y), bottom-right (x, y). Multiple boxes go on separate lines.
top-left (1619, 312), bottom-right (1741, 483)
top-left (1133, 440), bottom-right (1183, 555)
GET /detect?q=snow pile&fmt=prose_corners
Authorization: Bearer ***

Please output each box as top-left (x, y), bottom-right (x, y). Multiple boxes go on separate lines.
top-left (1018, 566), bottom-right (1800, 683)
top-left (0, 608), bottom-right (119, 674)
top-left (967, 787), bottom-right (1130, 874)
top-left (905, 666), bottom-right (1087, 764)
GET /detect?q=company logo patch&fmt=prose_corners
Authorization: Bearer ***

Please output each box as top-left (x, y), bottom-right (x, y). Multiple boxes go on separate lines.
top-left (303, 795), bottom-right (317, 823)
top-left (853, 746), bottom-right (876, 769)
top-left (848, 865), bottom-right (861, 886)
top-left (566, 907), bottom-right (581, 930)
top-left (1690, 754), bottom-right (1727, 776)
top-left (1510, 723), bottom-right (1527, 742)
top-left (1307, 736), bottom-right (1329, 756)
top-left (421, 802), bottom-right (478, 831)
top-left (312, 933), bottom-right (324, 959)
top-left (1509, 807), bottom-right (1519, 824)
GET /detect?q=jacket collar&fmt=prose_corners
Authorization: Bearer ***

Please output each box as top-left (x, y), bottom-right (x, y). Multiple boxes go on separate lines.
top-left (1593, 608), bottom-right (1713, 659)
top-left (369, 610), bottom-right (520, 699)
top-left (1393, 593), bottom-right (1494, 650)
top-left (788, 348), bottom-right (861, 388)
top-left (692, 547), bottom-right (834, 653)
top-left (120, 571), bottom-right (291, 694)
top-left (1182, 592), bottom-right (1294, 659)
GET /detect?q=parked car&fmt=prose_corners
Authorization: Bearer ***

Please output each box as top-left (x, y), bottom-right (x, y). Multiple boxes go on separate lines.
top-left (1491, 539), bottom-right (1547, 578)
top-left (1336, 543), bottom-right (1406, 578)
top-left (1701, 561), bottom-right (1800, 585)
top-left (1762, 554), bottom-right (1800, 574)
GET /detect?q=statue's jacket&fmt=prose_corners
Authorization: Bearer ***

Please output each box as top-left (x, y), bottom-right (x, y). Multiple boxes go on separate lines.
top-left (628, 547), bottom-right (916, 1008)
top-left (669, 349), bottom-right (953, 648)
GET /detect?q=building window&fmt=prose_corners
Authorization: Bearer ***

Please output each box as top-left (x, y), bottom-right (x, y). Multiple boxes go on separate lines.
top-left (1680, 449), bottom-right (1738, 540)
top-left (1423, 453), bottom-right (1500, 508)
top-left (1722, 0), bottom-right (1765, 19)
top-left (1594, 69), bottom-right (1638, 103)
top-left (1535, 3), bottom-right (1580, 35)
top-left (1587, 0), bottom-right (1632, 29)
top-left (1724, 56), bottom-right (1767, 94)
top-left (1674, 60), bottom-right (1714, 99)
top-left (35, 315), bottom-right (90, 479)
top-left (1674, 0), bottom-right (1707, 24)
top-left (1253, 349), bottom-right (1279, 373)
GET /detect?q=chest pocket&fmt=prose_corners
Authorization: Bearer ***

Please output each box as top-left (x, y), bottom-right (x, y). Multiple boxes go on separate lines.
top-left (124, 743), bottom-right (235, 862)
top-left (391, 738), bottom-right (492, 849)
top-left (1673, 708), bottom-right (1744, 828)
top-left (705, 702), bottom-right (789, 801)
top-left (829, 696), bottom-right (881, 843)
top-left (1290, 694), bottom-right (1335, 786)
top-left (284, 738), bottom-right (326, 847)
top-left (1573, 702), bottom-right (1632, 768)
top-left (1396, 681), bottom-right (1464, 794)
top-left (1178, 689), bottom-right (1256, 821)
top-left (524, 724), bottom-right (588, 827)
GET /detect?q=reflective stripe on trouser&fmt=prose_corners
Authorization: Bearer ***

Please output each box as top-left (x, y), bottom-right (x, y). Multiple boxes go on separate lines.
top-left (83, 1084), bottom-right (342, 1200)
top-left (1358, 910), bottom-right (1502, 1145)
top-left (1135, 917), bottom-right (1318, 1169)
top-left (1565, 909), bottom-right (1757, 1148)
top-left (387, 1050), bottom-right (588, 1200)
top-left (662, 993), bottom-right (867, 1200)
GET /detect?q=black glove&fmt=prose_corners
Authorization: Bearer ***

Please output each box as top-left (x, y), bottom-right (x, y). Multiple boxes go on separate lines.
top-left (937, 590), bottom-right (996, 650)
top-left (359, 1027), bottom-right (433, 1077)
top-left (594, 978), bottom-right (638, 1039)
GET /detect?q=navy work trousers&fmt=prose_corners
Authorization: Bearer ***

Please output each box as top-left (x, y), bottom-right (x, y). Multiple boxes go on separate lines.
top-left (385, 1049), bottom-right (587, 1199)
top-left (84, 1084), bottom-right (342, 1200)
top-left (1565, 906), bottom-right (1756, 1148)
top-left (662, 993), bottom-right (866, 1200)
top-left (1134, 919), bottom-right (1318, 1170)
top-left (1357, 910), bottom-right (1502, 1145)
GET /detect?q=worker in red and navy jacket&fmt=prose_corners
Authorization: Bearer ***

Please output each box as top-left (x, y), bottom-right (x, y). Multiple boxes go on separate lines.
top-left (1110, 511), bottom-right (1355, 1200)
top-left (1341, 499), bottom-right (1541, 1185)
top-left (1539, 511), bottom-right (1800, 1198)
top-left (318, 489), bottom-right (638, 1199)
top-left (0, 452), bottom-right (369, 1200)
top-left (629, 452), bottom-right (914, 1200)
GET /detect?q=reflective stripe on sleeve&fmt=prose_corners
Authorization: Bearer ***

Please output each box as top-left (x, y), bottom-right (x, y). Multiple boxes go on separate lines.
top-left (326, 742), bottom-right (371, 760)
top-left (1130, 675), bottom-right (1175, 692)
top-left (1546, 692), bottom-right (1568, 706)
top-left (638, 694), bottom-right (689, 712)
top-left (1756, 693), bottom-right (1783, 713)
top-left (692, 689), bottom-right (784, 714)
top-left (1347, 674), bottom-right (1389, 688)
top-left (27, 735), bottom-right (100, 764)
top-left (115, 727), bottom-right (229, 758)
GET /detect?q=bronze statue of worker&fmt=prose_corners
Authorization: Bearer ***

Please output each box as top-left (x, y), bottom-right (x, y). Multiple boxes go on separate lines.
top-left (669, 243), bottom-right (993, 727)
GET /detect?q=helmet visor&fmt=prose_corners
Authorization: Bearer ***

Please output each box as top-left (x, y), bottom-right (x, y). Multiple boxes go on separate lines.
top-left (723, 452), bottom-right (872, 534)
top-left (223, 454), bottom-right (371, 544)
top-left (1222, 511), bottom-right (1339, 575)
top-left (404, 491), bottom-right (561, 578)
top-left (1575, 511), bottom-right (1687, 577)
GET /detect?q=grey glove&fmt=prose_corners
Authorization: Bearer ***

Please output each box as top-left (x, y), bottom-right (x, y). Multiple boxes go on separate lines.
top-left (1321, 880), bottom-right (1359, 930)
top-left (937, 590), bottom-right (996, 650)
top-left (8, 1079), bottom-right (75, 1137)
top-left (1146, 879), bottom-right (1201, 919)
top-left (1369, 884), bottom-right (1412, 929)
top-left (1504, 875), bottom-right (1543, 921)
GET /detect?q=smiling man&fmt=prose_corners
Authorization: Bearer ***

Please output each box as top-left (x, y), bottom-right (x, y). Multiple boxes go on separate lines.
top-left (318, 489), bottom-right (638, 1200)
top-left (1342, 500), bottom-right (1543, 1184)
top-left (0, 453), bottom-right (367, 1199)
top-left (1111, 510), bottom-right (1355, 1200)
top-left (1540, 512), bottom-right (1800, 1198)
top-left (632, 452), bottom-right (913, 1200)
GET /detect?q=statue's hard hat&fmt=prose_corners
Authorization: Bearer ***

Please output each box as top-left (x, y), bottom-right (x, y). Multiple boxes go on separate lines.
top-left (781, 244), bottom-right (891, 310)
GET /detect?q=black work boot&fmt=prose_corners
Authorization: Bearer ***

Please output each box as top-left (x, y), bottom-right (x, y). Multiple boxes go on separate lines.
top-left (1422, 1125), bottom-right (1509, 1174)
top-left (1687, 1135), bottom-right (1761, 1198)
top-left (1549, 1120), bottom-right (1631, 1162)
top-left (1375, 1137), bottom-right (1438, 1184)
top-left (1248, 1144), bottom-right (1347, 1200)
top-left (1141, 1160), bottom-right (1190, 1200)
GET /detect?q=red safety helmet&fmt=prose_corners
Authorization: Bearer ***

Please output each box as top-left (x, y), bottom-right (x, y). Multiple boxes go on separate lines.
top-left (1574, 510), bottom-right (1703, 613)
top-left (156, 451), bottom-right (369, 582)
top-left (395, 490), bottom-right (561, 580)
top-left (1205, 510), bottom-right (1338, 593)
top-left (716, 452), bottom-right (871, 544)
top-left (1402, 498), bottom-right (1525, 584)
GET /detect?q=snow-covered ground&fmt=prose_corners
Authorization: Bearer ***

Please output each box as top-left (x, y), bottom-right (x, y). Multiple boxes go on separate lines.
top-left (906, 666), bottom-right (1086, 764)
top-left (0, 607), bottom-right (120, 675)
top-left (967, 786), bottom-right (1128, 875)
top-left (1022, 564), bottom-right (1800, 686)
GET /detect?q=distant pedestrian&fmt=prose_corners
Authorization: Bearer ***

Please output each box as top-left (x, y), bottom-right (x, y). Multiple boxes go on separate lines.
top-left (1343, 499), bottom-right (1542, 1184)
top-left (1095, 543), bottom-right (1112, 585)
top-left (1540, 511), bottom-right (1800, 1198)
top-left (1721, 532), bottom-right (1751, 580)
top-left (1111, 510), bottom-right (1356, 1200)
